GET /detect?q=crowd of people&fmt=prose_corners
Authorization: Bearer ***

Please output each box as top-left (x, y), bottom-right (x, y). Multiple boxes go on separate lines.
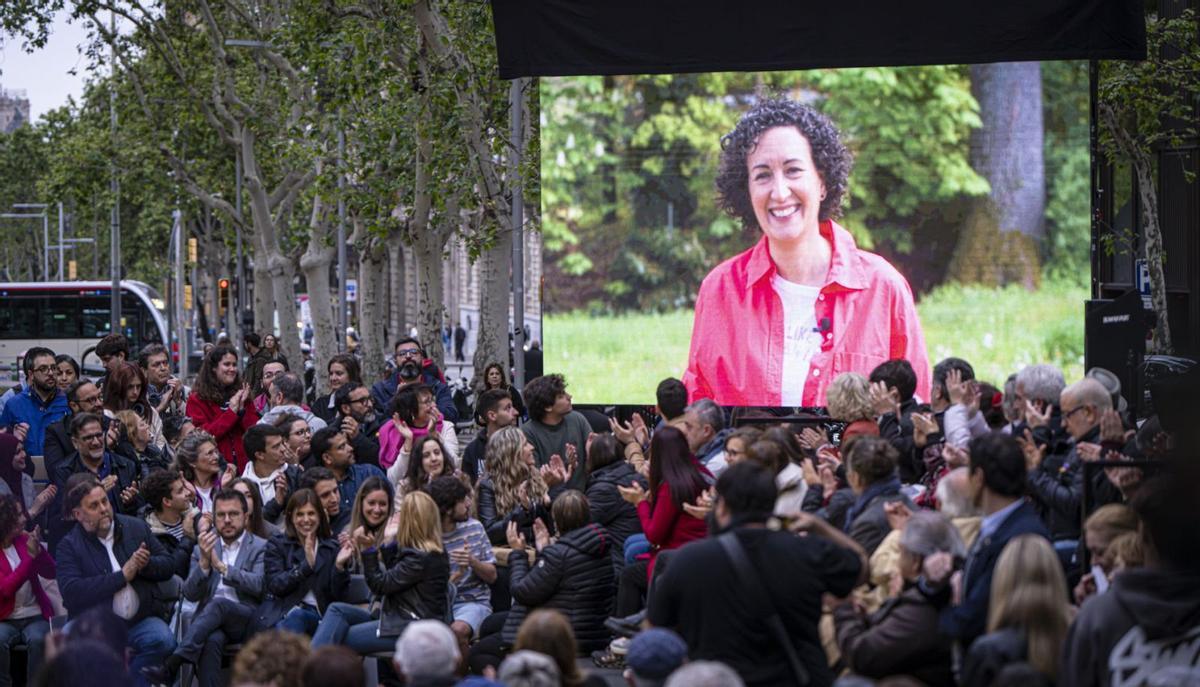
top-left (0, 329), bottom-right (1197, 687)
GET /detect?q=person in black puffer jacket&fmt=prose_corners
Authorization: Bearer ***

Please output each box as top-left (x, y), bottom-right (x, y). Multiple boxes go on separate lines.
top-left (311, 490), bottom-right (450, 654)
top-left (468, 490), bottom-right (613, 672)
top-left (582, 434), bottom-right (645, 574)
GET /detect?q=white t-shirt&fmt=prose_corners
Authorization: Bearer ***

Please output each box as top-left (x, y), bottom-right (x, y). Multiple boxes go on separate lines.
top-left (100, 530), bottom-right (139, 620)
top-left (242, 463), bottom-right (285, 506)
top-left (3, 545), bottom-right (40, 619)
top-left (194, 484), bottom-right (215, 514)
top-left (771, 275), bottom-right (824, 406)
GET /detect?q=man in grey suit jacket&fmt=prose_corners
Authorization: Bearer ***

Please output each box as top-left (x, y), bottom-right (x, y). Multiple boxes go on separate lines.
top-left (143, 488), bottom-right (268, 687)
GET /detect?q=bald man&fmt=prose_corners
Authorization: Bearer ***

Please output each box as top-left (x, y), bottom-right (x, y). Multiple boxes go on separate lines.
top-left (1026, 378), bottom-right (1122, 549)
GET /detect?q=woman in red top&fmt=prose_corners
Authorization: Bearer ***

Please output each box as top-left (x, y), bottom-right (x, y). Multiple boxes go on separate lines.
top-left (614, 426), bottom-right (710, 616)
top-left (185, 345), bottom-right (259, 471)
top-left (0, 493), bottom-right (56, 686)
top-left (684, 97), bottom-right (930, 408)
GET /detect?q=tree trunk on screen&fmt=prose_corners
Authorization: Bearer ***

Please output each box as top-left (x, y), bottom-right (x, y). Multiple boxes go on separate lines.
top-left (474, 225), bottom-right (513, 391)
top-left (387, 236), bottom-right (406, 344)
top-left (300, 196), bottom-right (338, 395)
top-left (356, 228), bottom-right (389, 386)
top-left (948, 62), bottom-right (1045, 288)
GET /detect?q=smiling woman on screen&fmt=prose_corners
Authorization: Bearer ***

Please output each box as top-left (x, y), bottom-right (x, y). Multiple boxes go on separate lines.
top-left (684, 97), bottom-right (931, 407)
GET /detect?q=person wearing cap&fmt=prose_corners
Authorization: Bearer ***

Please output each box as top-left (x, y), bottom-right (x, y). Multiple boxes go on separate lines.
top-left (624, 628), bottom-right (688, 687)
top-left (1086, 367), bottom-right (1132, 427)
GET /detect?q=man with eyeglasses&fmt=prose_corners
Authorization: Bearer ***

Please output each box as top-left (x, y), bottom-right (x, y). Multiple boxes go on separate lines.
top-left (257, 372), bottom-right (326, 434)
top-left (0, 346), bottom-right (69, 460)
top-left (333, 382), bottom-right (382, 469)
top-left (44, 380), bottom-right (130, 479)
top-left (370, 337), bottom-right (459, 423)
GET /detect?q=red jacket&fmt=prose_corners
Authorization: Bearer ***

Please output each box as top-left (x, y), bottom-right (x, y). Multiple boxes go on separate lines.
top-left (186, 396), bottom-right (261, 471)
top-left (0, 533), bottom-right (56, 621)
top-left (637, 479), bottom-right (709, 581)
top-left (684, 220), bottom-right (931, 407)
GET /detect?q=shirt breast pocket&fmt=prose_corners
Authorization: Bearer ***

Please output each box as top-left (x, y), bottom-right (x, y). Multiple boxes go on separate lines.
top-left (831, 352), bottom-right (888, 378)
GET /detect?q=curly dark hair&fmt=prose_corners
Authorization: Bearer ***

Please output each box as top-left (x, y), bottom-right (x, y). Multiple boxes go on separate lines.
top-left (715, 96), bottom-right (852, 229)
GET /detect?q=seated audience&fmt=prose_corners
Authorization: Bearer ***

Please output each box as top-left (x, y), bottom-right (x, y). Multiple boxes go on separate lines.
top-left (722, 426), bottom-right (762, 468)
top-left (345, 475), bottom-right (394, 570)
top-left (312, 491), bottom-right (449, 653)
top-left (260, 488), bottom-right (350, 636)
top-left (139, 468), bottom-right (199, 579)
top-left (512, 609), bottom-right (608, 687)
top-left (649, 461), bottom-right (866, 687)
top-left (43, 379), bottom-right (107, 479)
top-left (963, 534), bottom-right (1071, 686)
top-left (230, 629), bottom-right (310, 687)
top-left (186, 345), bottom-right (260, 472)
top-left (498, 650), bottom-right (561, 687)
top-left (834, 510), bottom-right (965, 686)
top-left (623, 627), bottom-right (689, 687)
top-left (257, 372), bottom-right (327, 432)
top-left (0, 494), bottom-right (55, 687)
top-left (675, 399), bottom-right (730, 477)
top-left (300, 467), bottom-right (349, 534)
top-left (582, 433), bottom-right (646, 575)
top-left (50, 413), bottom-right (143, 543)
top-left (228, 476), bottom-right (281, 539)
top-left (477, 426), bottom-right (551, 546)
top-left (54, 476), bottom-right (177, 684)
top-left (301, 645), bottom-right (366, 687)
top-left (102, 362), bottom-right (165, 450)
top-left (868, 358), bottom-right (922, 483)
top-left (396, 435), bottom-right (457, 497)
top-left (1075, 503), bottom-right (1139, 604)
top-left (380, 384), bottom-right (460, 474)
top-left (392, 620), bottom-right (461, 687)
top-left (175, 429), bottom-right (229, 514)
top-left (273, 413), bottom-right (314, 467)
top-left (462, 388), bottom-right (519, 484)
top-left (330, 382), bottom-right (382, 470)
top-left (241, 424), bottom-right (302, 525)
top-left (309, 426), bottom-right (386, 529)
top-left (428, 476), bottom-right (496, 647)
top-left (664, 661), bottom-right (746, 687)
top-left (112, 410), bottom-right (170, 473)
top-left (144, 488), bottom-right (269, 687)
top-left (841, 436), bottom-right (913, 557)
top-left (0, 434), bottom-right (56, 526)
top-left (521, 374), bottom-right (591, 488)
top-left (0, 347), bottom-right (68, 461)
top-left (312, 354), bottom-right (361, 424)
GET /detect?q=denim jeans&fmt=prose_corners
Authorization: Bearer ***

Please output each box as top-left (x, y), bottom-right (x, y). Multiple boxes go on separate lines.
top-left (276, 604), bottom-right (322, 637)
top-left (310, 602), bottom-right (398, 655)
top-left (127, 616), bottom-right (177, 687)
top-left (0, 616), bottom-right (50, 687)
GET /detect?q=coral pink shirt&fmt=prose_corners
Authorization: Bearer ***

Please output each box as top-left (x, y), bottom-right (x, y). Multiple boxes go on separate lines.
top-left (684, 220), bottom-right (931, 407)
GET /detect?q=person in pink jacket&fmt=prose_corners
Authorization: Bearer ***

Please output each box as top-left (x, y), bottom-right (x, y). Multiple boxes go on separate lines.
top-left (0, 493), bottom-right (56, 687)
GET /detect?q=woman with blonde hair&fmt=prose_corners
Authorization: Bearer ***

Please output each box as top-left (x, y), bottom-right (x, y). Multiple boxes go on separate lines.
top-left (826, 372), bottom-right (877, 425)
top-left (963, 534), bottom-right (1071, 686)
top-left (1076, 503), bottom-right (1139, 603)
top-left (312, 490), bottom-right (449, 654)
top-left (477, 426), bottom-right (550, 545)
top-left (113, 409), bottom-right (170, 473)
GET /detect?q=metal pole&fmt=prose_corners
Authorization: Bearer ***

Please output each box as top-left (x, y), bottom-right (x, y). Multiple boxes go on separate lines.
top-left (509, 78), bottom-right (526, 388)
top-left (234, 148), bottom-right (244, 353)
top-left (109, 9), bottom-right (122, 334)
top-left (57, 202), bottom-right (64, 280)
top-left (174, 210), bottom-right (187, 377)
top-left (42, 212), bottom-right (49, 279)
top-left (337, 124), bottom-right (347, 353)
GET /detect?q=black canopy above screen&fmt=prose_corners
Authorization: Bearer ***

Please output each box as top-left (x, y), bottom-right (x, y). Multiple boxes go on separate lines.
top-left (490, 0), bottom-right (1146, 79)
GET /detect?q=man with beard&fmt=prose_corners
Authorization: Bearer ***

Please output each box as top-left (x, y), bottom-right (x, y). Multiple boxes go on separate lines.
top-left (309, 427), bottom-right (385, 532)
top-left (55, 475), bottom-right (177, 685)
top-left (428, 476), bottom-right (496, 649)
top-left (461, 389), bottom-right (518, 484)
top-left (0, 346), bottom-right (68, 460)
top-left (49, 413), bottom-right (143, 544)
top-left (332, 382), bottom-right (382, 469)
top-left (44, 380), bottom-right (123, 479)
top-left (370, 338), bottom-right (458, 423)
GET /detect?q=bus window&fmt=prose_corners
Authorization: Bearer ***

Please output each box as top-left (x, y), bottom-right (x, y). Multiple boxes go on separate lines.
top-left (81, 299), bottom-right (111, 339)
top-left (41, 298), bottom-right (81, 338)
top-left (0, 299), bottom-right (37, 338)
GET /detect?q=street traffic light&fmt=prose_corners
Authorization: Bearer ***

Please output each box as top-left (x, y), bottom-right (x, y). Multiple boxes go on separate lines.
top-left (218, 278), bottom-right (230, 315)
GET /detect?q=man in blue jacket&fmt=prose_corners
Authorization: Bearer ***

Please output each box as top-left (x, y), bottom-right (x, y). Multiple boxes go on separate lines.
top-left (55, 475), bottom-right (177, 686)
top-left (920, 431), bottom-right (1051, 651)
top-left (0, 346), bottom-right (68, 459)
top-left (370, 337), bottom-right (458, 423)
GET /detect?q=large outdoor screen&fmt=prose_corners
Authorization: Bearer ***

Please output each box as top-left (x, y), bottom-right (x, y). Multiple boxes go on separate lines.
top-left (540, 63), bottom-right (1091, 405)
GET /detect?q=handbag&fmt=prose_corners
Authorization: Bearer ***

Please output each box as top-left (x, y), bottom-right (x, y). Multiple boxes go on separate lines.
top-left (718, 531), bottom-right (811, 686)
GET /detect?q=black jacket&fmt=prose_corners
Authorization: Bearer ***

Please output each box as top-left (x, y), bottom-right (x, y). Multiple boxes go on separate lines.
top-left (329, 414), bottom-right (382, 470)
top-left (877, 398), bottom-right (926, 483)
top-left (49, 452), bottom-right (145, 554)
top-left (462, 431), bottom-right (487, 485)
top-left (256, 533), bottom-right (350, 630)
top-left (476, 478), bottom-right (551, 546)
top-left (585, 462), bottom-right (645, 551)
top-left (55, 514), bottom-right (177, 623)
top-left (362, 544), bottom-right (450, 637)
top-left (501, 523), bottom-right (614, 652)
top-left (1028, 426), bottom-right (1122, 541)
top-left (962, 627), bottom-right (1028, 687)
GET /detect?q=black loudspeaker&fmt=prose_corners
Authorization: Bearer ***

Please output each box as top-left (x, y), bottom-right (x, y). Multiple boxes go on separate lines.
top-left (1085, 290), bottom-right (1152, 415)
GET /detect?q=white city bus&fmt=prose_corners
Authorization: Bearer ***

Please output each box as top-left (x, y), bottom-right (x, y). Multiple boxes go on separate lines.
top-left (0, 280), bottom-right (170, 386)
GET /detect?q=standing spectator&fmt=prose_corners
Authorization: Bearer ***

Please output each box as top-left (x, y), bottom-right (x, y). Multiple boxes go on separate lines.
top-left (454, 323), bottom-right (468, 363)
top-left (231, 629), bottom-right (310, 687)
top-left (312, 491), bottom-right (449, 654)
top-left (95, 334), bottom-right (131, 387)
top-left (145, 488), bottom-right (268, 687)
top-left (1061, 473), bottom-right (1200, 686)
top-left (428, 476), bottom-right (496, 647)
top-left (463, 388), bottom-right (519, 484)
top-left (523, 341), bottom-right (543, 383)
top-left (614, 427), bottom-right (710, 617)
top-left (138, 344), bottom-right (188, 420)
top-left (623, 628), bottom-right (689, 687)
top-left (54, 354), bottom-right (80, 393)
top-left (55, 476), bottom-right (177, 684)
top-left (922, 432), bottom-right (1051, 650)
top-left (482, 362), bottom-right (526, 419)
top-left (102, 362), bottom-right (165, 450)
top-left (379, 384), bottom-right (459, 475)
top-left (242, 424), bottom-right (303, 526)
top-left (962, 534), bottom-right (1071, 686)
top-left (186, 345), bottom-right (259, 471)
top-left (371, 338), bottom-right (458, 423)
top-left (309, 427), bottom-right (386, 526)
top-left (674, 399), bottom-right (731, 477)
top-left (522, 374), bottom-right (592, 489)
top-left (834, 510), bottom-right (964, 686)
top-left (332, 382), bottom-right (382, 469)
top-left (0, 494), bottom-right (55, 687)
top-left (312, 354), bottom-right (361, 424)
top-left (393, 620), bottom-right (461, 687)
top-left (242, 333), bottom-right (267, 398)
top-left (175, 430), bottom-right (232, 514)
top-left (0, 346), bottom-right (68, 459)
top-left (252, 360), bottom-right (290, 415)
top-left (841, 436), bottom-right (913, 557)
top-left (477, 426), bottom-right (550, 546)
top-left (257, 372), bottom-right (327, 433)
top-left (260, 488), bottom-right (350, 635)
top-left (869, 359), bottom-right (923, 483)
top-left (43, 379), bottom-right (107, 479)
top-left (648, 461), bottom-right (865, 687)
